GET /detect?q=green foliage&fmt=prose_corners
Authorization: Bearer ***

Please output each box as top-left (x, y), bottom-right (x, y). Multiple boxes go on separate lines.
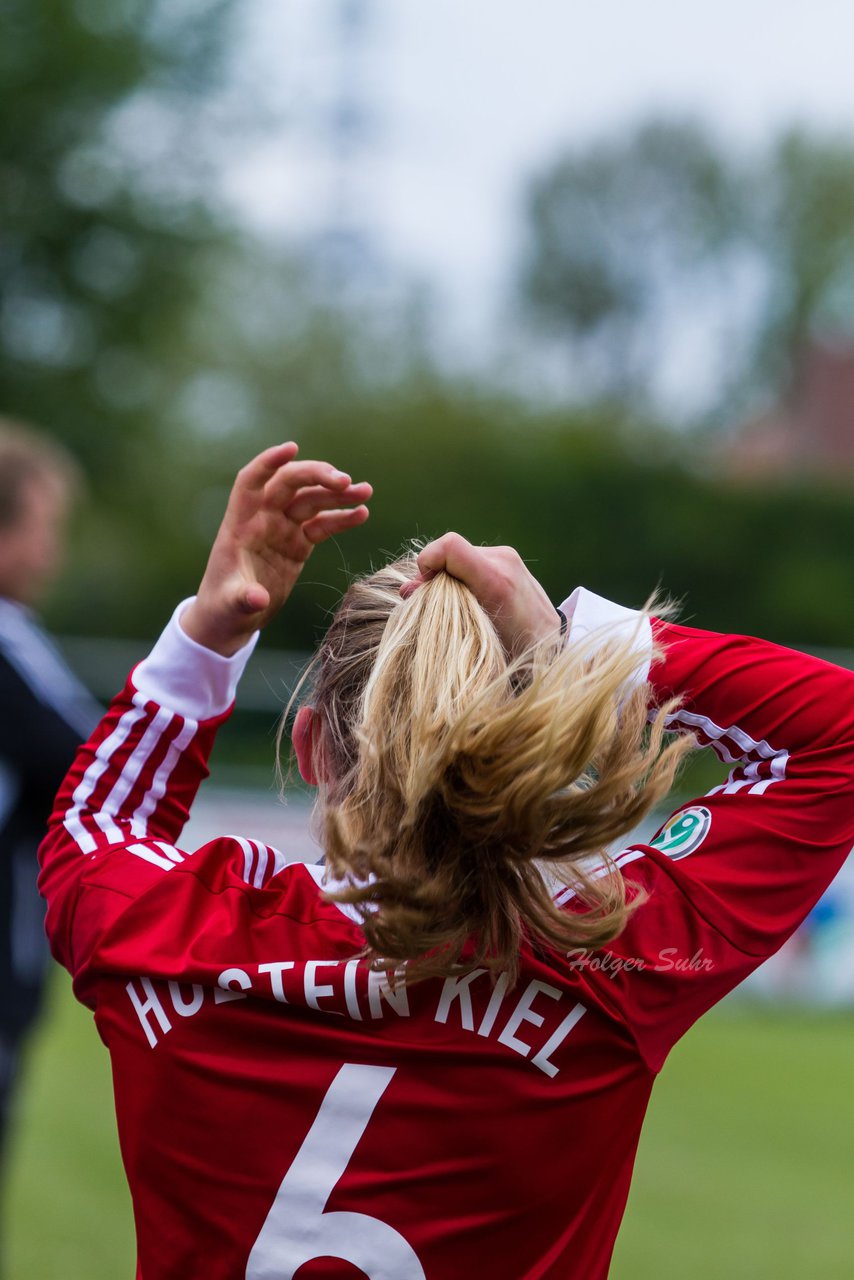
top-left (5, 11), bottom-right (854, 655)
top-left (753, 129), bottom-right (854, 391)
top-left (190, 390), bottom-right (854, 652)
top-left (35, 379), bottom-right (854, 651)
top-left (0, 0), bottom-right (242, 633)
top-left (519, 118), bottom-right (854, 419)
top-left (0, 0), bottom-right (237, 456)
top-left (521, 121), bottom-right (743, 389)
top-left (2, 0), bottom-right (436, 640)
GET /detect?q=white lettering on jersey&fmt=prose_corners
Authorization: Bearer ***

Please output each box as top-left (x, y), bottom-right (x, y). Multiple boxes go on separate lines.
top-left (343, 958), bottom-right (363, 1020)
top-left (497, 980), bottom-right (563, 1057)
top-left (215, 967), bottom-right (252, 1003)
top-left (530, 1002), bottom-right (587, 1078)
top-left (126, 976), bottom-right (172, 1047)
top-left (434, 969), bottom-right (488, 1030)
top-left (477, 971), bottom-right (511, 1037)
top-left (367, 969), bottom-right (409, 1020)
top-left (258, 961), bottom-right (295, 1002)
top-left (168, 981), bottom-right (204, 1018)
top-left (124, 961), bottom-right (588, 1076)
top-left (305, 961), bottom-right (345, 1016)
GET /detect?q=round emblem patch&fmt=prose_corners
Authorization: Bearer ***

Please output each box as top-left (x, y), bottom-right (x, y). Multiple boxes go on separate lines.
top-left (650, 806), bottom-right (712, 860)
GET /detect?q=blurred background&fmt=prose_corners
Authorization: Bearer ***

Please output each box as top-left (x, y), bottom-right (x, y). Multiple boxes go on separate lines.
top-left (2, 1), bottom-right (853, 1276)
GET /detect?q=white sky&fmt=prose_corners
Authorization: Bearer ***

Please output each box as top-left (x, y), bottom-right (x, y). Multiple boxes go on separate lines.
top-left (219, 0), bottom-right (854, 356)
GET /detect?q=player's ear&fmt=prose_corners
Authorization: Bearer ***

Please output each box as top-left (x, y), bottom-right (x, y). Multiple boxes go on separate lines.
top-left (293, 705), bottom-right (320, 786)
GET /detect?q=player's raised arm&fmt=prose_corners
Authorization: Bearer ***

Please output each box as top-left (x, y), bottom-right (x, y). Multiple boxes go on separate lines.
top-left (410, 539), bottom-right (854, 1068)
top-left (38, 444), bottom-right (371, 975)
top-left (568, 616), bottom-right (854, 1070)
top-left (182, 442), bottom-right (371, 655)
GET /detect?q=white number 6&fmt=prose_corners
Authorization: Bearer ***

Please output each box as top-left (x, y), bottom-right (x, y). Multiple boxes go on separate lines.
top-left (246, 1063), bottom-right (426, 1280)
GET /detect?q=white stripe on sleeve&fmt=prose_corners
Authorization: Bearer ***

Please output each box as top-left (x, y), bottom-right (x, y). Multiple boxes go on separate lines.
top-left (552, 847), bottom-right (647, 908)
top-left (664, 709), bottom-right (788, 797)
top-left (92, 706), bottom-right (177, 844)
top-left (64, 706), bottom-right (148, 854)
top-left (130, 719), bottom-right (198, 834)
top-left (252, 842), bottom-right (270, 889)
top-left (228, 836), bottom-right (288, 887)
top-left (63, 699), bottom-right (201, 855)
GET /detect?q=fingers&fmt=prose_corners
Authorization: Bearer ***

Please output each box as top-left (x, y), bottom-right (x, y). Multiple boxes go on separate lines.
top-left (417, 532), bottom-right (481, 580)
top-left (237, 443), bottom-right (300, 490)
top-left (285, 481), bottom-right (373, 523)
top-left (264, 460), bottom-right (371, 541)
top-left (264, 459), bottom-right (356, 508)
top-left (233, 448), bottom-right (371, 539)
top-left (399, 533), bottom-right (471, 598)
top-left (237, 581), bottom-right (271, 615)
top-left (302, 504), bottom-right (371, 545)
top-left (398, 535), bottom-right (557, 654)
top-left (400, 533), bottom-right (498, 600)
top-left (191, 445), bottom-right (370, 655)
top-left (399, 576), bottom-right (428, 600)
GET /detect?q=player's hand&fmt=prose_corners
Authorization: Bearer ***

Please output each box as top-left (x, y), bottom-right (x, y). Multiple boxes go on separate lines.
top-left (401, 533), bottom-right (560, 657)
top-left (182, 443), bottom-right (371, 655)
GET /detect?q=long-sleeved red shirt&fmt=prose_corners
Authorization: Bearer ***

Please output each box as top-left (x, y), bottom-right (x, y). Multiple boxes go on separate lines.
top-left (39, 590), bottom-right (854, 1279)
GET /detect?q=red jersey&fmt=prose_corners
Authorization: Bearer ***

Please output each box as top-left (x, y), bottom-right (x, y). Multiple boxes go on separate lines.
top-left (38, 591), bottom-right (854, 1279)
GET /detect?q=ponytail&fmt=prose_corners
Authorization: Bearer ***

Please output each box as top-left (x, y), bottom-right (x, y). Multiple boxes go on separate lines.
top-left (286, 554), bottom-right (688, 984)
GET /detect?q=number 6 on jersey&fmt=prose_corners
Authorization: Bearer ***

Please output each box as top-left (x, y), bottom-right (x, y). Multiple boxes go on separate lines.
top-left (246, 1063), bottom-right (426, 1279)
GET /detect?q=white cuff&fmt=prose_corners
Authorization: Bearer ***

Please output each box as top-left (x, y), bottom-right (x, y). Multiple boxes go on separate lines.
top-left (558, 587), bottom-right (652, 686)
top-left (133, 598), bottom-right (260, 720)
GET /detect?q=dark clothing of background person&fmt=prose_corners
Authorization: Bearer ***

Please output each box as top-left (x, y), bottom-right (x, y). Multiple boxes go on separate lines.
top-left (0, 596), bottom-right (99, 1158)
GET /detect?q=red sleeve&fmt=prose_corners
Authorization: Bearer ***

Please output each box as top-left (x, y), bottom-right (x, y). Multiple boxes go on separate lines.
top-left (37, 670), bottom-right (227, 983)
top-left (578, 621), bottom-right (854, 1070)
top-left (38, 599), bottom-right (262, 992)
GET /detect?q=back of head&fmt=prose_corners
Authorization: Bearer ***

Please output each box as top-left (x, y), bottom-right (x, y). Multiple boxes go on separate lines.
top-left (0, 419), bottom-right (79, 530)
top-left (0, 418), bottom-right (81, 604)
top-left (292, 552), bottom-right (687, 983)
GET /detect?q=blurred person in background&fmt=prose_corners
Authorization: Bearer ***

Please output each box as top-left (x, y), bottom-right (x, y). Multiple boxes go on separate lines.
top-left (34, 442), bottom-right (854, 1278)
top-left (0, 422), bottom-right (99, 1199)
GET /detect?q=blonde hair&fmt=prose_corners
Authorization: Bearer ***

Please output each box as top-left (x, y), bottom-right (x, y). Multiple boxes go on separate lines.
top-left (287, 553), bottom-right (689, 984)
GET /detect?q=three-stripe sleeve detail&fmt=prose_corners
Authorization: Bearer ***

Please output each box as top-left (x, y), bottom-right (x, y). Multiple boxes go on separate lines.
top-left (662, 708), bottom-right (788, 797)
top-left (229, 835), bottom-right (288, 888)
top-left (552, 848), bottom-right (647, 909)
top-left (63, 697), bottom-right (198, 855)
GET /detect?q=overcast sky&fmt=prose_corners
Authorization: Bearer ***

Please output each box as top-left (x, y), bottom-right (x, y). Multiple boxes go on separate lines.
top-left (219, 0), bottom-right (854, 354)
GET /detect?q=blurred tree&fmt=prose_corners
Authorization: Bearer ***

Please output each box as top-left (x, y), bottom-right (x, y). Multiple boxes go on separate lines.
top-left (752, 130), bottom-right (854, 394)
top-left (0, 0), bottom-right (243, 630)
top-left (519, 121), bottom-right (743, 408)
top-left (0, 0), bottom-right (440, 639)
top-left (518, 119), bottom-right (854, 422)
top-left (6, 11), bottom-right (854, 672)
top-left (0, 0), bottom-right (238, 457)
top-left (203, 378), bottom-right (854, 654)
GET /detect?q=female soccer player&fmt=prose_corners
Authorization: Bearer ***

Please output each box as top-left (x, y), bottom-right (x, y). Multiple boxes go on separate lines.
top-left (39, 443), bottom-right (854, 1279)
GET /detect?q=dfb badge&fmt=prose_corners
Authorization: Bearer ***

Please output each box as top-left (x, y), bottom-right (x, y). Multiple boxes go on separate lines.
top-left (650, 806), bottom-right (712, 860)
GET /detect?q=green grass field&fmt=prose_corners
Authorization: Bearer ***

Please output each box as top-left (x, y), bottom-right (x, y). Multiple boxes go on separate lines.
top-left (4, 976), bottom-right (852, 1279)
